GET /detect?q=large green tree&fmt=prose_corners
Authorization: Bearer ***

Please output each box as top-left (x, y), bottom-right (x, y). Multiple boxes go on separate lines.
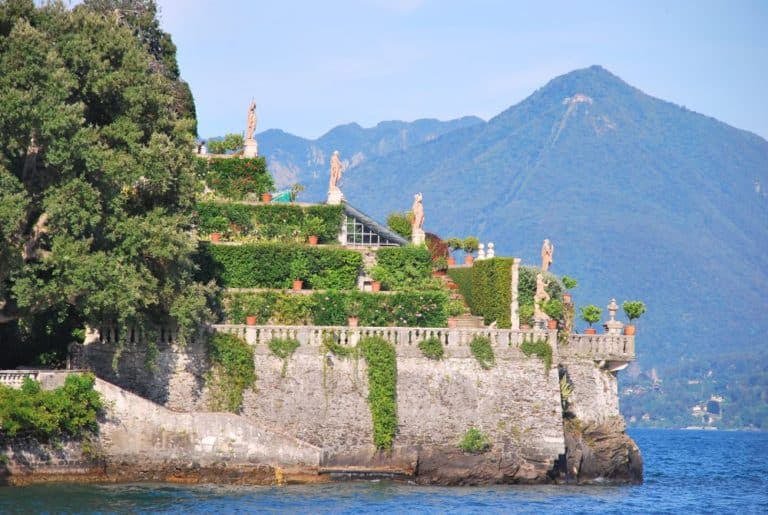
top-left (0, 0), bottom-right (212, 363)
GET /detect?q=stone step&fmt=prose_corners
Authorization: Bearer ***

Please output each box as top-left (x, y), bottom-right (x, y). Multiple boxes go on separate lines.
top-left (452, 314), bottom-right (486, 328)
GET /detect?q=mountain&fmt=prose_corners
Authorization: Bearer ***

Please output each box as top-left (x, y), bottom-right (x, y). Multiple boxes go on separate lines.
top-left (256, 65), bottom-right (768, 428)
top-left (230, 116), bottom-right (484, 199)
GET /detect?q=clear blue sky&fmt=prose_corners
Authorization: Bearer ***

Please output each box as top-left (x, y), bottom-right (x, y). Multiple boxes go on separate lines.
top-left (154, 0), bottom-right (768, 140)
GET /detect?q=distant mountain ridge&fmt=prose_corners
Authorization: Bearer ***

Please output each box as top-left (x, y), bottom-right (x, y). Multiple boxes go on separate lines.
top-left (225, 65), bottom-right (768, 428)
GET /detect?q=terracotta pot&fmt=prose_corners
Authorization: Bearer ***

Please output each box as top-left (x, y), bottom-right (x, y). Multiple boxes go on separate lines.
top-left (464, 255), bottom-right (474, 265)
top-left (447, 256), bottom-right (456, 266)
top-left (292, 279), bottom-right (303, 291)
top-left (245, 316), bottom-right (257, 326)
top-left (563, 292), bottom-right (572, 305)
top-left (584, 327), bottom-right (597, 335)
top-left (447, 317), bottom-right (458, 329)
top-left (520, 323), bottom-right (531, 330)
top-left (210, 232), bottom-right (222, 242)
top-left (308, 235), bottom-right (319, 246)
top-left (261, 192), bottom-right (272, 203)
top-left (347, 316), bottom-right (359, 327)
top-left (624, 324), bottom-right (636, 336)
top-left (547, 319), bottom-right (558, 330)
top-left (371, 280), bottom-right (381, 292)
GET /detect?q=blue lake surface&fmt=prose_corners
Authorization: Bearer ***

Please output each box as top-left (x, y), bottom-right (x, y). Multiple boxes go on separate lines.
top-left (2, 429), bottom-right (767, 513)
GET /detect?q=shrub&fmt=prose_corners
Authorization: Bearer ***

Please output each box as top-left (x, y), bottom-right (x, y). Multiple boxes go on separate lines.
top-left (374, 245), bottom-right (432, 290)
top-left (418, 336), bottom-right (444, 360)
top-left (580, 304), bottom-right (602, 327)
top-left (386, 211), bottom-right (412, 239)
top-left (0, 373), bottom-right (103, 440)
top-left (520, 338), bottom-right (553, 372)
top-left (273, 294), bottom-right (316, 325)
top-left (518, 266), bottom-right (564, 308)
top-left (206, 333), bottom-right (256, 413)
top-left (446, 298), bottom-right (467, 317)
top-left (268, 338), bottom-right (300, 377)
top-left (470, 336), bottom-right (495, 369)
top-left (472, 258), bottom-right (514, 327)
top-left (622, 300), bottom-right (646, 324)
top-left (519, 304), bottom-right (534, 326)
top-left (458, 427), bottom-right (491, 453)
top-left (446, 267), bottom-right (474, 311)
top-left (562, 275), bottom-right (578, 290)
top-left (359, 336), bottom-right (397, 450)
top-left (542, 299), bottom-right (565, 321)
top-left (462, 236), bottom-right (479, 255)
top-left (289, 255), bottom-right (311, 281)
top-left (225, 291), bottom-right (277, 324)
top-left (199, 157), bottom-right (274, 200)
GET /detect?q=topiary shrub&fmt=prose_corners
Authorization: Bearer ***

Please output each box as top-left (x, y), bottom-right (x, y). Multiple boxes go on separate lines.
top-left (580, 304), bottom-right (602, 328)
top-left (446, 267), bottom-right (474, 311)
top-left (386, 211), bottom-right (412, 239)
top-left (458, 427), bottom-right (491, 453)
top-left (374, 245), bottom-right (432, 290)
top-left (206, 333), bottom-right (256, 413)
top-left (418, 336), bottom-right (444, 360)
top-left (622, 300), bottom-right (646, 324)
top-left (199, 157), bottom-right (274, 200)
top-left (267, 338), bottom-right (300, 377)
top-left (472, 258), bottom-right (514, 327)
top-left (359, 336), bottom-right (397, 450)
top-left (469, 336), bottom-right (495, 369)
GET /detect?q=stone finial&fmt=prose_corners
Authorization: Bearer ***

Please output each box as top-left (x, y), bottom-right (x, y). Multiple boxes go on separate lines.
top-left (477, 243), bottom-right (486, 260)
top-left (487, 242), bottom-right (495, 259)
top-left (603, 298), bottom-right (624, 335)
top-left (541, 238), bottom-right (554, 271)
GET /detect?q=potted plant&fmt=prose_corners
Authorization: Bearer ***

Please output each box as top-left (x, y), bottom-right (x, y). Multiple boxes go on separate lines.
top-left (432, 256), bottom-right (448, 277)
top-left (345, 297), bottom-right (362, 327)
top-left (208, 215), bottom-right (229, 242)
top-left (622, 300), bottom-right (646, 336)
top-left (245, 315), bottom-right (257, 326)
top-left (580, 304), bottom-right (602, 334)
top-left (370, 265), bottom-right (388, 291)
top-left (302, 216), bottom-right (324, 246)
top-left (562, 276), bottom-right (577, 305)
top-left (462, 236), bottom-right (479, 265)
top-left (519, 304), bottom-right (534, 330)
top-left (542, 299), bottom-right (565, 330)
top-left (445, 237), bottom-right (462, 266)
top-left (289, 255), bottom-right (310, 290)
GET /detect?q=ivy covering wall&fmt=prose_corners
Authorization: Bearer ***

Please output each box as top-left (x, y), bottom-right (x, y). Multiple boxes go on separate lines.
top-left (196, 243), bottom-right (363, 289)
top-left (196, 202), bottom-right (343, 243)
top-left (224, 290), bottom-right (448, 327)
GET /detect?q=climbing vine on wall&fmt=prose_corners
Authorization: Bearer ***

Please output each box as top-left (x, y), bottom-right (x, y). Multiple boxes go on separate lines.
top-left (469, 336), bottom-right (495, 369)
top-left (267, 338), bottom-right (300, 377)
top-left (359, 336), bottom-right (398, 450)
top-left (206, 333), bottom-right (256, 413)
top-left (520, 337), bottom-right (553, 372)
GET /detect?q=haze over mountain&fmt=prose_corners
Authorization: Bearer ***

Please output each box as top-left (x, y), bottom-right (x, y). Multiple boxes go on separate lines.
top-left (251, 65), bottom-right (768, 427)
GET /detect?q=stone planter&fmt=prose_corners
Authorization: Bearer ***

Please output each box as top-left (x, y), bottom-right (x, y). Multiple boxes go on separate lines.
top-left (292, 279), bottom-right (303, 291)
top-left (245, 316), bottom-right (257, 326)
top-left (307, 235), bottom-right (319, 246)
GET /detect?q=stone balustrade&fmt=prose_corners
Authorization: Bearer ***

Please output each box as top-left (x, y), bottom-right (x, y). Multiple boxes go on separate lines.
top-left (0, 370), bottom-right (39, 388)
top-left (561, 333), bottom-right (636, 362)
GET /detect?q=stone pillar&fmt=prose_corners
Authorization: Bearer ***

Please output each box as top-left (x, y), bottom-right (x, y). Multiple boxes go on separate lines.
top-left (245, 325), bottom-right (257, 345)
top-left (243, 138), bottom-right (258, 158)
top-left (510, 258), bottom-right (521, 330)
top-left (603, 298), bottom-right (624, 335)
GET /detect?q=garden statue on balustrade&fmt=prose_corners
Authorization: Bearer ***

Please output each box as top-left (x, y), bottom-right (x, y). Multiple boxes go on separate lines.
top-left (244, 99), bottom-right (258, 157)
top-left (411, 192), bottom-right (425, 245)
top-left (327, 150), bottom-right (345, 204)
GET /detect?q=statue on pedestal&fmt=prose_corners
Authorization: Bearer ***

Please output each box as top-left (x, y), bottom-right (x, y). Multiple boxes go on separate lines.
top-left (541, 238), bottom-right (554, 271)
top-left (243, 99), bottom-right (258, 157)
top-left (327, 150), bottom-right (345, 204)
top-left (411, 193), bottom-right (425, 245)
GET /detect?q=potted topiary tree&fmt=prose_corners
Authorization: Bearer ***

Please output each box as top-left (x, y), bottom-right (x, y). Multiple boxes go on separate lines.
top-left (580, 304), bottom-right (602, 334)
top-left (562, 275), bottom-right (577, 305)
top-left (622, 300), bottom-right (646, 335)
top-left (445, 237), bottom-right (462, 266)
top-left (289, 255), bottom-right (310, 290)
top-left (302, 215), bottom-right (324, 245)
top-left (543, 299), bottom-right (565, 330)
top-left (462, 236), bottom-right (479, 265)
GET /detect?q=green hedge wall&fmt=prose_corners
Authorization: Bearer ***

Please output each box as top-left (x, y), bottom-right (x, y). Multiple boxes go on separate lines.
top-left (196, 243), bottom-right (362, 289)
top-left (472, 258), bottom-right (515, 328)
top-left (196, 202), bottom-right (343, 243)
top-left (198, 157), bottom-right (274, 200)
top-left (373, 245), bottom-right (433, 290)
top-left (223, 290), bottom-right (448, 327)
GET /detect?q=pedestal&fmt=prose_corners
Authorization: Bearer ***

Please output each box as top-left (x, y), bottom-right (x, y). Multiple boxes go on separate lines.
top-left (327, 188), bottom-right (344, 205)
top-left (412, 228), bottom-right (425, 245)
top-left (243, 138), bottom-right (258, 158)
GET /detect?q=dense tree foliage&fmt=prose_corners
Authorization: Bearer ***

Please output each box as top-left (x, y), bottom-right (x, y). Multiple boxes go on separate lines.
top-left (0, 0), bottom-right (212, 364)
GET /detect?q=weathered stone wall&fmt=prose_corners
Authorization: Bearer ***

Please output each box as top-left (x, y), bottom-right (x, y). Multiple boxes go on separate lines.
top-left (73, 332), bottom-right (566, 480)
top-left (560, 358), bottom-right (620, 424)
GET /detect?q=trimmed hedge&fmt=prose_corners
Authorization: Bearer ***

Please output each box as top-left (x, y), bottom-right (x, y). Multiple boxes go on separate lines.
top-left (372, 245), bottom-right (433, 290)
top-left (198, 157), bottom-right (274, 200)
top-left (196, 202), bottom-right (343, 243)
top-left (196, 243), bottom-right (362, 289)
top-left (222, 290), bottom-right (448, 327)
top-left (446, 267), bottom-right (474, 311)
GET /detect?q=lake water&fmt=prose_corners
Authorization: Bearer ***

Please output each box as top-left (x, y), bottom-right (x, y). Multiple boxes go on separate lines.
top-left (2, 429), bottom-right (767, 513)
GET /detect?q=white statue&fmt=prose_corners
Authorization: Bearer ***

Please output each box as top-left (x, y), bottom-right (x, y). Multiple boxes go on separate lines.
top-left (411, 193), bottom-right (425, 245)
top-left (477, 243), bottom-right (486, 260)
top-left (327, 151), bottom-right (345, 204)
top-left (246, 99), bottom-right (257, 141)
top-left (487, 242), bottom-right (495, 259)
top-left (541, 239), bottom-right (554, 271)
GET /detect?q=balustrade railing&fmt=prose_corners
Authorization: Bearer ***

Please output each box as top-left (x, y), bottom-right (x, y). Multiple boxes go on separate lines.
top-left (562, 333), bottom-right (635, 361)
top-left (0, 370), bottom-right (39, 388)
